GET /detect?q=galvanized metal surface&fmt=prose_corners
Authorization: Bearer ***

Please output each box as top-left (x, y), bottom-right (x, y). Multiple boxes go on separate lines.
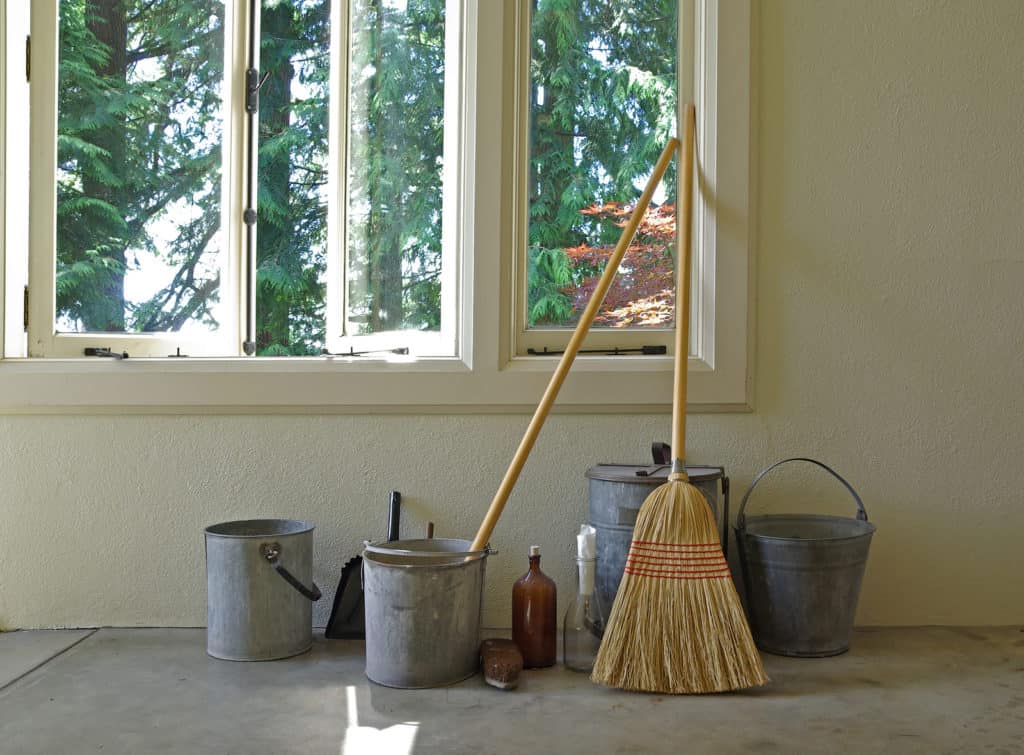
top-left (735, 458), bottom-right (875, 658)
top-left (205, 519), bottom-right (318, 661)
top-left (586, 464), bottom-right (724, 626)
top-left (362, 538), bottom-right (487, 689)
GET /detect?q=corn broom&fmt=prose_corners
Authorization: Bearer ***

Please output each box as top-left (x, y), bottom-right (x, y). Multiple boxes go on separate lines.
top-left (590, 105), bottom-right (768, 694)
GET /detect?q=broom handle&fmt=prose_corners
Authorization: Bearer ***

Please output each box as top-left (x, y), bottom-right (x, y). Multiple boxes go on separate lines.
top-left (671, 104), bottom-right (697, 478)
top-left (471, 138), bottom-right (680, 552)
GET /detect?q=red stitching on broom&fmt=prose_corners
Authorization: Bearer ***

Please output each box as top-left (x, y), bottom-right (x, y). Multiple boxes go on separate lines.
top-left (630, 540), bottom-right (720, 553)
top-left (627, 553), bottom-right (726, 563)
top-left (625, 566), bottom-right (730, 575)
top-left (631, 540), bottom-right (721, 548)
top-left (624, 567), bottom-right (732, 580)
top-left (624, 562), bottom-right (731, 574)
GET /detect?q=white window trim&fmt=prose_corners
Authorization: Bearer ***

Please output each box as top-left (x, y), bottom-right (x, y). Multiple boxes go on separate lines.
top-left (0, 0), bottom-right (753, 414)
top-left (511, 0), bottom-right (687, 358)
top-left (324, 0), bottom-right (461, 358)
top-left (25, 0), bottom-right (245, 358)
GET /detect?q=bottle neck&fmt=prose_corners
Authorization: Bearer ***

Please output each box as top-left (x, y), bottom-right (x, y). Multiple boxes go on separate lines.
top-left (528, 554), bottom-right (541, 572)
top-left (576, 557), bottom-right (595, 596)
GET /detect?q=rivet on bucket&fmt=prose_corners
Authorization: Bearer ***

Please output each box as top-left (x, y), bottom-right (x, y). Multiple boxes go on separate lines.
top-left (735, 458), bottom-right (875, 658)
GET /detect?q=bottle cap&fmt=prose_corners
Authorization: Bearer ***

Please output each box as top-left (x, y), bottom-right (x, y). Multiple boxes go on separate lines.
top-left (529, 545), bottom-right (540, 556)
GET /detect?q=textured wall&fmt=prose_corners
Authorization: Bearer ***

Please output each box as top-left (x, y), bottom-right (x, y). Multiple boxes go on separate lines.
top-left (2, 0), bottom-right (1023, 629)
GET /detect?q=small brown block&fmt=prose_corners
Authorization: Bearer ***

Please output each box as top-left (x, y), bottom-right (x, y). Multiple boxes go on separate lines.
top-left (479, 638), bottom-right (523, 690)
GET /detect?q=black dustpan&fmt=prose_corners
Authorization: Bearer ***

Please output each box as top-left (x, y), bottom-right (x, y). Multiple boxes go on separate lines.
top-left (325, 491), bottom-right (400, 639)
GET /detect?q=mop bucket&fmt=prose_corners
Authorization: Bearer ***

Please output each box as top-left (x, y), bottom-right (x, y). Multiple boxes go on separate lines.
top-left (735, 458), bottom-right (874, 657)
top-left (205, 519), bottom-right (322, 661)
top-left (362, 538), bottom-right (489, 688)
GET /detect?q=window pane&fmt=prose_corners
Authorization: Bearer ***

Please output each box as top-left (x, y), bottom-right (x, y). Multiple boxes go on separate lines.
top-left (346, 0), bottom-right (446, 336)
top-left (256, 0), bottom-right (330, 356)
top-left (56, 0), bottom-right (225, 334)
top-left (528, 0), bottom-right (677, 330)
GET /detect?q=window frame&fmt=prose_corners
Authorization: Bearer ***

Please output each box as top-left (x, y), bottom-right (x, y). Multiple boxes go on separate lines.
top-left (26, 0), bottom-right (245, 358)
top-left (0, 0), bottom-right (754, 413)
top-left (324, 0), bottom-right (463, 358)
top-left (511, 0), bottom-right (688, 357)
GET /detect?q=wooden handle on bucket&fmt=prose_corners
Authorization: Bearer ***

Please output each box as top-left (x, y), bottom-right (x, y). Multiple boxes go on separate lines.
top-left (471, 138), bottom-right (681, 552)
top-left (671, 104), bottom-right (696, 474)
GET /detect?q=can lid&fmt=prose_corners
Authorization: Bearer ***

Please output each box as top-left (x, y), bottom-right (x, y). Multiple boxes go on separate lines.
top-left (529, 545), bottom-right (540, 556)
top-left (585, 464), bottom-right (724, 483)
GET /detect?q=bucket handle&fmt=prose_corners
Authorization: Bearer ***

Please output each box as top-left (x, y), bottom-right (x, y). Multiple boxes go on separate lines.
top-left (260, 542), bottom-right (322, 601)
top-left (736, 457), bottom-right (867, 530)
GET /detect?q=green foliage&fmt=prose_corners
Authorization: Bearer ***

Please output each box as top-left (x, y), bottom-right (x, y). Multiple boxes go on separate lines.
top-left (345, 0), bottom-right (447, 337)
top-left (528, 245), bottom-right (574, 326)
top-left (57, 0), bottom-right (225, 333)
top-left (254, 0), bottom-right (329, 355)
top-left (55, 0), bottom-right (678, 348)
top-left (57, 0), bottom-right (449, 352)
top-left (527, 0), bottom-right (679, 327)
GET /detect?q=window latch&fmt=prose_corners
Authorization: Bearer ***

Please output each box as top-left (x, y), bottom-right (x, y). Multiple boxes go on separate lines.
top-left (245, 68), bottom-right (271, 115)
top-left (321, 347), bottom-right (410, 357)
top-left (526, 345), bottom-right (667, 357)
top-left (84, 347), bottom-right (129, 360)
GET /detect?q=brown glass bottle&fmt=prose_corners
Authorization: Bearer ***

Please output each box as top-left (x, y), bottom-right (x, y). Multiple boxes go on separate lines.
top-left (512, 545), bottom-right (557, 668)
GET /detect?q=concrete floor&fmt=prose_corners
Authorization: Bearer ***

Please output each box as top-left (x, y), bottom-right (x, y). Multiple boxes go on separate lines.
top-left (0, 628), bottom-right (1021, 754)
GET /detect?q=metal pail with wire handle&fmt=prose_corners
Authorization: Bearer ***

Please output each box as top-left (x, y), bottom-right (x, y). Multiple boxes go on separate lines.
top-left (735, 458), bottom-right (875, 657)
top-left (205, 519), bottom-right (322, 661)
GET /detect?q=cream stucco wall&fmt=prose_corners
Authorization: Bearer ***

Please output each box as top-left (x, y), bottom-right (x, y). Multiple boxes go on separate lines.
top-left (1, 0), bottom-right (1022, 629)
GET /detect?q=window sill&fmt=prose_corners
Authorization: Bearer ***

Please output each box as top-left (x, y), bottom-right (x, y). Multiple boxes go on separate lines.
top-left (0, 356), bottom-right (752, 414)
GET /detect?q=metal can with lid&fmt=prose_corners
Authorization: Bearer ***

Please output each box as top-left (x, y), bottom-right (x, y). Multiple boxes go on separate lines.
top-left (586, 460), bottom-right (729, 625)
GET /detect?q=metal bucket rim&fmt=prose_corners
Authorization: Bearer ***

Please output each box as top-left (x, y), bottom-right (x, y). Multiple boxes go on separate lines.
top-left (738, 513), bottom-right (875, 542)
top-left (205, 518), bottom-right (315, 538)
top-left (363, 537), bottom-right (488, 568)
top-left (586, 463), bottom-right (724, 483)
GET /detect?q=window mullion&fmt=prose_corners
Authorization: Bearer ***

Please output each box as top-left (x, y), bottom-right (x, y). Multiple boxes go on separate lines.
top-left (241, 0), bottom-right (260, 356)
top-left (324, 0), bottom-right (348, 350)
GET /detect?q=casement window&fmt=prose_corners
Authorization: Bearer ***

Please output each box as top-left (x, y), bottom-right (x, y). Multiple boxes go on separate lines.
top-left (513, 0), bottom-right (683, 357)
top-left (0, 0), bottom-right (753, 410)
top-left (17, 0), bottom-right (461, 359)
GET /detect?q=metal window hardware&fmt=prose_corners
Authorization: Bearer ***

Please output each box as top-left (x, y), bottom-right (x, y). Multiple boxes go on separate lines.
top-left (321, 347), bottom-right (410, 357)
top-left (84, 347), bottom-right (129, 360)
top-left (526, 344), bottom-right (667, 357)
top-left (245, 68), bottom-right (271, 115)
top-left (167, 348), bottom-right (188, 358)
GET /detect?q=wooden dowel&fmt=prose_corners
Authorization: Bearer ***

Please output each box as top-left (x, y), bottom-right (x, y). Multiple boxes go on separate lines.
top-left (671, 105), bottom-right (696, 472)
top-left (471, 138), bottom-right (681, 552)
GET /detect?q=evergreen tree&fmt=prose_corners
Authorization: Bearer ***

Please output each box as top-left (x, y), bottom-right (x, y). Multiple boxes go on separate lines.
top-left (54, 0), bottom-right (678, 348)
top-left (528, 0), bottom-right (678, 327)
top-left (58, 0), bottom-right (225, 333)
top-left (255, 0), bottom-right (330, 355)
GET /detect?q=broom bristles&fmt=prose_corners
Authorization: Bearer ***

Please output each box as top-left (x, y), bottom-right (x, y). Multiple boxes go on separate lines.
top-left (591, 479), bottom-right (768, 694)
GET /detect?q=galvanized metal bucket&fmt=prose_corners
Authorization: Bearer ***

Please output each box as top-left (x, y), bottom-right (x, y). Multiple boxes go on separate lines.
top-left (735, 458), bottom-right (875, 657)
top-left (205, 519), bottom-right (322, 661)
top-left (587, 462), bottom-right (727, 626)
top-left (363, 538), bottom-right (488, 688)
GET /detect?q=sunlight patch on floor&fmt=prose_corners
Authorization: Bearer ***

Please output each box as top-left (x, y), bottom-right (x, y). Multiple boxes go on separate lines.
top-left (340, 685), bottom-right (418, 755)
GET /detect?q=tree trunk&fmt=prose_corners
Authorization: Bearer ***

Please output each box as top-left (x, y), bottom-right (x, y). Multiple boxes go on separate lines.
top-left (256, 3), bottom-right (297, 352)
top-left (366, 0), bottom-right (403, 332)
top-left (83, 0), bottom-right (128, 331)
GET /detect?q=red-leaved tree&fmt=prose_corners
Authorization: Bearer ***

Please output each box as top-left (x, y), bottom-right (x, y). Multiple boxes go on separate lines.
top-left (562, 202), bottom-right (676, 327)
